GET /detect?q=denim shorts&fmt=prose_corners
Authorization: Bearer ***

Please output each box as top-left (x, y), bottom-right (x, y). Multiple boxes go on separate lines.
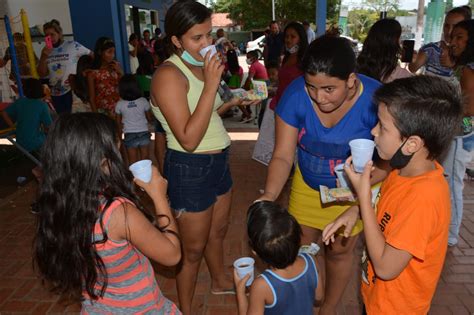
top-left (164, 147), bottom-right (233, 212)
top-left (123, 131), bottom-right (151, 148)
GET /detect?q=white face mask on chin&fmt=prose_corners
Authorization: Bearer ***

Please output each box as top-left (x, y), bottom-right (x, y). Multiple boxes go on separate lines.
top-left (286, 44), bottom-right (299, 54)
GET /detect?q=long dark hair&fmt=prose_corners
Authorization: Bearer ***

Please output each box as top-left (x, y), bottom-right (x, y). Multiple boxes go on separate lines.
top-left (356, 19), bottom-right (402, 82)
top-left (33, 113), bottom-right (157, 300)
top-left (92, 37), bottom-right (115, 69)
top-left (453, 19), bottom-right (474, 66)
top-left (164, 0), bottom-right (212, 55)
top-left (282, 21), bottom-right (308, 66)
top-left (74, 55), bottom-right (94, 102)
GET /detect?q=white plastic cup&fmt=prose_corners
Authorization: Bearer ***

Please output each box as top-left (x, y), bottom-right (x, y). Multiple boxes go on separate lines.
top-left (234, 257), bottom-right (255, 286)
top-left (334, 163), bottom-right (349, 188)
top-left (349, 139), bottom-right (375, 173)
top-left (199, 45), bottom-right (217, 60)
top-left (129, 159), bottom-right (152, 183)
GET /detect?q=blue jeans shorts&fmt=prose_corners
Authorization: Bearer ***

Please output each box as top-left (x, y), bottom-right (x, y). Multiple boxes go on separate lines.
top-left (123, 131), bottom-right (151, 148)
top-left (164, 147), bottom-right (233, 212)
top-left (51, 90), bottom-right (73, 115)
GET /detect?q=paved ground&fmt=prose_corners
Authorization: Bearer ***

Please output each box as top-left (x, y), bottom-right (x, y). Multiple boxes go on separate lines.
top-left (1, 131), bottom-right (474, 314)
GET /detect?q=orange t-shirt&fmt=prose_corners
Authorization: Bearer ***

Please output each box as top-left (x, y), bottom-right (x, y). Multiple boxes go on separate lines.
top-left (361, 161), bottom-right (450, 315)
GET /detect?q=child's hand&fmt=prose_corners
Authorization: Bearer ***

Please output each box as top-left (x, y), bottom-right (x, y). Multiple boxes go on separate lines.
top-left (134, 166), bottom-right (168, 202)
top-left (344, 156), bottom-right (373, 204)
top-left (233, 269), bottom-right (250, 295)
top-left (203, 51), bottom-right (224, 90)
top-left (322, 205), bottom-right (360, 245)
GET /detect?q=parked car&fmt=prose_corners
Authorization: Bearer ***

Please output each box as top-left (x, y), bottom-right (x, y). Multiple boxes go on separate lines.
top-left (245, 35), bottom-right (265, 59)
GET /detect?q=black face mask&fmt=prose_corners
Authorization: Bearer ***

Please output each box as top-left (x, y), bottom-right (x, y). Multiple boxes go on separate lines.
top-left (389, 138), bottom-right (414, 169)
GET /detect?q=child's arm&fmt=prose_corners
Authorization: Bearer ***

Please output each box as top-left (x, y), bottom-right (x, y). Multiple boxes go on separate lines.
top-left (1, 110), bottom-right (14, 128)
top-left (233, 271), bottom-right (267, 315)
top-left (115, 113), bottom-right (123, 137)
top-left (109, 167), bottom-right (181, 266)
top-left (145, 110), bottom-right (154, 122)
top-left (87, 72), bottom-right (97, 112)
top-left (344, 158), bottom-right (412, 280)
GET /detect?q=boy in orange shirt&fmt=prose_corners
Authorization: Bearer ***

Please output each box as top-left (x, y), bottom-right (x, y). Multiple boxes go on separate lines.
top-left (322, 76), bottom-right (462, 314)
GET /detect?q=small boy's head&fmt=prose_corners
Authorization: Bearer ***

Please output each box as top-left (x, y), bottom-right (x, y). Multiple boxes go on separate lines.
top-left (23, 78), bottom-right (44, 99)
top-left (247, 201), bottom-right (301, 269)
top-left (373, 76), bottom-right (462, 163)
top-left (246, 50), bottom-right (259, 63)
top-left (119, 74), bottom-right (142, 101)
top-left (265, 61), bottom-right (279, 83)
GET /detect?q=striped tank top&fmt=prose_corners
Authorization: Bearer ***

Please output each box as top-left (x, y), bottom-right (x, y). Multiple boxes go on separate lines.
top-left (81, 198), bottom-right (181, 314)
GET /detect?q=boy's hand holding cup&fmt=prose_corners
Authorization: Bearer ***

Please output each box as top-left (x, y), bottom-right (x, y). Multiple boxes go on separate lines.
top-left (233, 257), bottom-right (255, 288)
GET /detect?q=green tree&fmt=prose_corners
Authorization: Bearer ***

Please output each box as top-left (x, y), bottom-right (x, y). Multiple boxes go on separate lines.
top-left (213, 0), bottom-right (340, 31)
top-left (347, 9), bottom-right (379, 42)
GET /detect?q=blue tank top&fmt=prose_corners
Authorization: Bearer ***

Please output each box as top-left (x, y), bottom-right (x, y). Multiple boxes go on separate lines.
top-left (276, 74), bottom-right (381, 190)
top-left (260, 253), bottom-right (318, 315)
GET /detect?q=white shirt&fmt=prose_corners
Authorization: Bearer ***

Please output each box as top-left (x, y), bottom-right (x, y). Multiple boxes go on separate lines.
top-left (46, 40), bottom-right (90, 96)
top-left (115, 97), bottom-right (150, 133)
top-left (306, 28), bottom-right (316, 43)
top-left (129, 43), bottom-right (139, 74)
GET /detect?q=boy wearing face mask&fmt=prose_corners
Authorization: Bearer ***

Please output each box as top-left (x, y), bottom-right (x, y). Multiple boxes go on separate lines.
top-left (243, 50), bottom-right (268, 90)
top-left (323, 76), bottom-right (462, 314)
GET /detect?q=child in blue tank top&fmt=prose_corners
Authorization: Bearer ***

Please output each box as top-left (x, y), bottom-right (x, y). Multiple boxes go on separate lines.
top-left (234, 201), bottom-right (323, 315)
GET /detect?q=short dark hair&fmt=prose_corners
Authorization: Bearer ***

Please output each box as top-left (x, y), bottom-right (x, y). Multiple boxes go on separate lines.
top-left (247, 201), bottom-right (301, 269)
top-left (374, 76), bottom-right (462, 160)
top-left (119, 74), bottom-right (142, 101)
top-left (303, 21), bottom-right (310, 26)
top-left (302, 35), bottom-right (355, 80)
top-left (247, 50), bottom-right (259, 60)
top-left (265, 60), bottom-right (280, 70)
top-left (23, 78), bottom-right (44, 99)
top-left (164, 0), bottom-right (212, 55)
top-left (129, 33), bottom-right (138, 42)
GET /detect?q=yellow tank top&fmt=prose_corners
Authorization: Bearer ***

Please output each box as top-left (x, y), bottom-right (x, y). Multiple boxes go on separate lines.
top-left (151, 54), bottom-right (231, 153)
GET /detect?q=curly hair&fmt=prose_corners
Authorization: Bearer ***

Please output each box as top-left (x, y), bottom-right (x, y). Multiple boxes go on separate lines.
top-left (356, 19), bottom-right (402, 82)
top-left (453, 19), bottom-right (474, 66)
top-left (33, 113), bottom-right (159, 301)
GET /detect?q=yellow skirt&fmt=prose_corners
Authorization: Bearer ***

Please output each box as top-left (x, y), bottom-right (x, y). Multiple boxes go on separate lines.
top-left (288, 166), bottom-right (364, 236)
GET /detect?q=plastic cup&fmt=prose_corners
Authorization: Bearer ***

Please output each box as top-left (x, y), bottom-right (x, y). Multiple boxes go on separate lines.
top-left (349, 139), bottom-right (375, 173)
top-left (233, 257), bottom-right (255, 286)
top-left (199, 45), bottom-right (217, 60)
top-left (334, 163), bottom-right (349, 188)
top-left (129, 159), bottom-right (152, 183)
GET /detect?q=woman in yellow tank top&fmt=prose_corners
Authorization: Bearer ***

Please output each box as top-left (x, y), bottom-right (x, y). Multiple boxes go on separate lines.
top-left (150, 2), bottom-right (254, 314)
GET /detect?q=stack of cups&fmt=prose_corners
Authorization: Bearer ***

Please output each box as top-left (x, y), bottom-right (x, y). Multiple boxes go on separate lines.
top-left (234, 257), bottom-right (255, 286)
top-left (129, 159), bottom-right (153, 183)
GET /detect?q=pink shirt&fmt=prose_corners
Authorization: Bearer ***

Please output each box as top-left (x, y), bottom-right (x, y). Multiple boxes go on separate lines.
top-left (249, 61), bottom-right (269, 80)
top-left (269, 64), bottom-right (303, 110)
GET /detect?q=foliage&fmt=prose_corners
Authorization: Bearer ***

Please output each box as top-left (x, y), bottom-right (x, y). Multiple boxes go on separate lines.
top-left (347, 9), bottom-right (379, 42)
top-left (213, 0), bottom-right (340, 30)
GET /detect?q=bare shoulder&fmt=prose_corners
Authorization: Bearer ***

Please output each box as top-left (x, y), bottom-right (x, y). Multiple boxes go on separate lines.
top-left (106, 201), bottom-right (143, 241)
top-left (152, 61), bottom-right (187, 85)
top-left (250, 276), bottom-right (273, 305)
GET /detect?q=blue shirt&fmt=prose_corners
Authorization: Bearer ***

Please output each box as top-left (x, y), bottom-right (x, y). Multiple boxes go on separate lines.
top-left (5, 98), bottom-right (52, 152)
top-left (276, 75), bottom-right (380, 190)
top-left (261, 253), bottom-right (318, 315)
top-left (420, 41), bottom-right (453, 77)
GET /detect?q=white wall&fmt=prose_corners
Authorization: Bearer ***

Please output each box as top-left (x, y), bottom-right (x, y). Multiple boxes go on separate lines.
top-left (6, 0), bottom-right (73, 35)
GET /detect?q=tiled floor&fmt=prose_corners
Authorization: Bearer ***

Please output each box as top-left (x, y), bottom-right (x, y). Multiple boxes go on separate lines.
top-left (0, 138), bottom-right (473, 314)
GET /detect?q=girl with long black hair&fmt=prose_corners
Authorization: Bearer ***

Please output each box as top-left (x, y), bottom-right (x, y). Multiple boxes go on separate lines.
top-left (34, 113), bottom-right (181, 313)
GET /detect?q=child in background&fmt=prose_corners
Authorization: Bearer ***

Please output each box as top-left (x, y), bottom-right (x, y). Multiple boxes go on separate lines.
top-left (33, 113), bottom-right (181, 313)
top-left (243, 49), bottom-right (269, 90)
top-left (1, 78), bottom-right (52, 155)
top-left (234, 201), bottom-right (322, 315)
top-left (257, 61), bottom-right (279, 128)
top-left (69, 54), bottom-right (94, 110)
top-left (323, 76), bottom-right (462, 314)
top-left (87, 37), bottom-right (122, 117)
top-left (115, 74), bottom-right (153, 165)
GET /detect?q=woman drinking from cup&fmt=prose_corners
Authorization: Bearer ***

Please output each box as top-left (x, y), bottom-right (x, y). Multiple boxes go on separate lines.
top-left (150, 1), bottom-right (252, 314)
top-left (259, 35), bottom-right (389, 314)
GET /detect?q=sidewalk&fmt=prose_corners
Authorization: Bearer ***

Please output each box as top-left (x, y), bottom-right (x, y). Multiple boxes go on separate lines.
top-left (0, 136), bottom-right (473, 314)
